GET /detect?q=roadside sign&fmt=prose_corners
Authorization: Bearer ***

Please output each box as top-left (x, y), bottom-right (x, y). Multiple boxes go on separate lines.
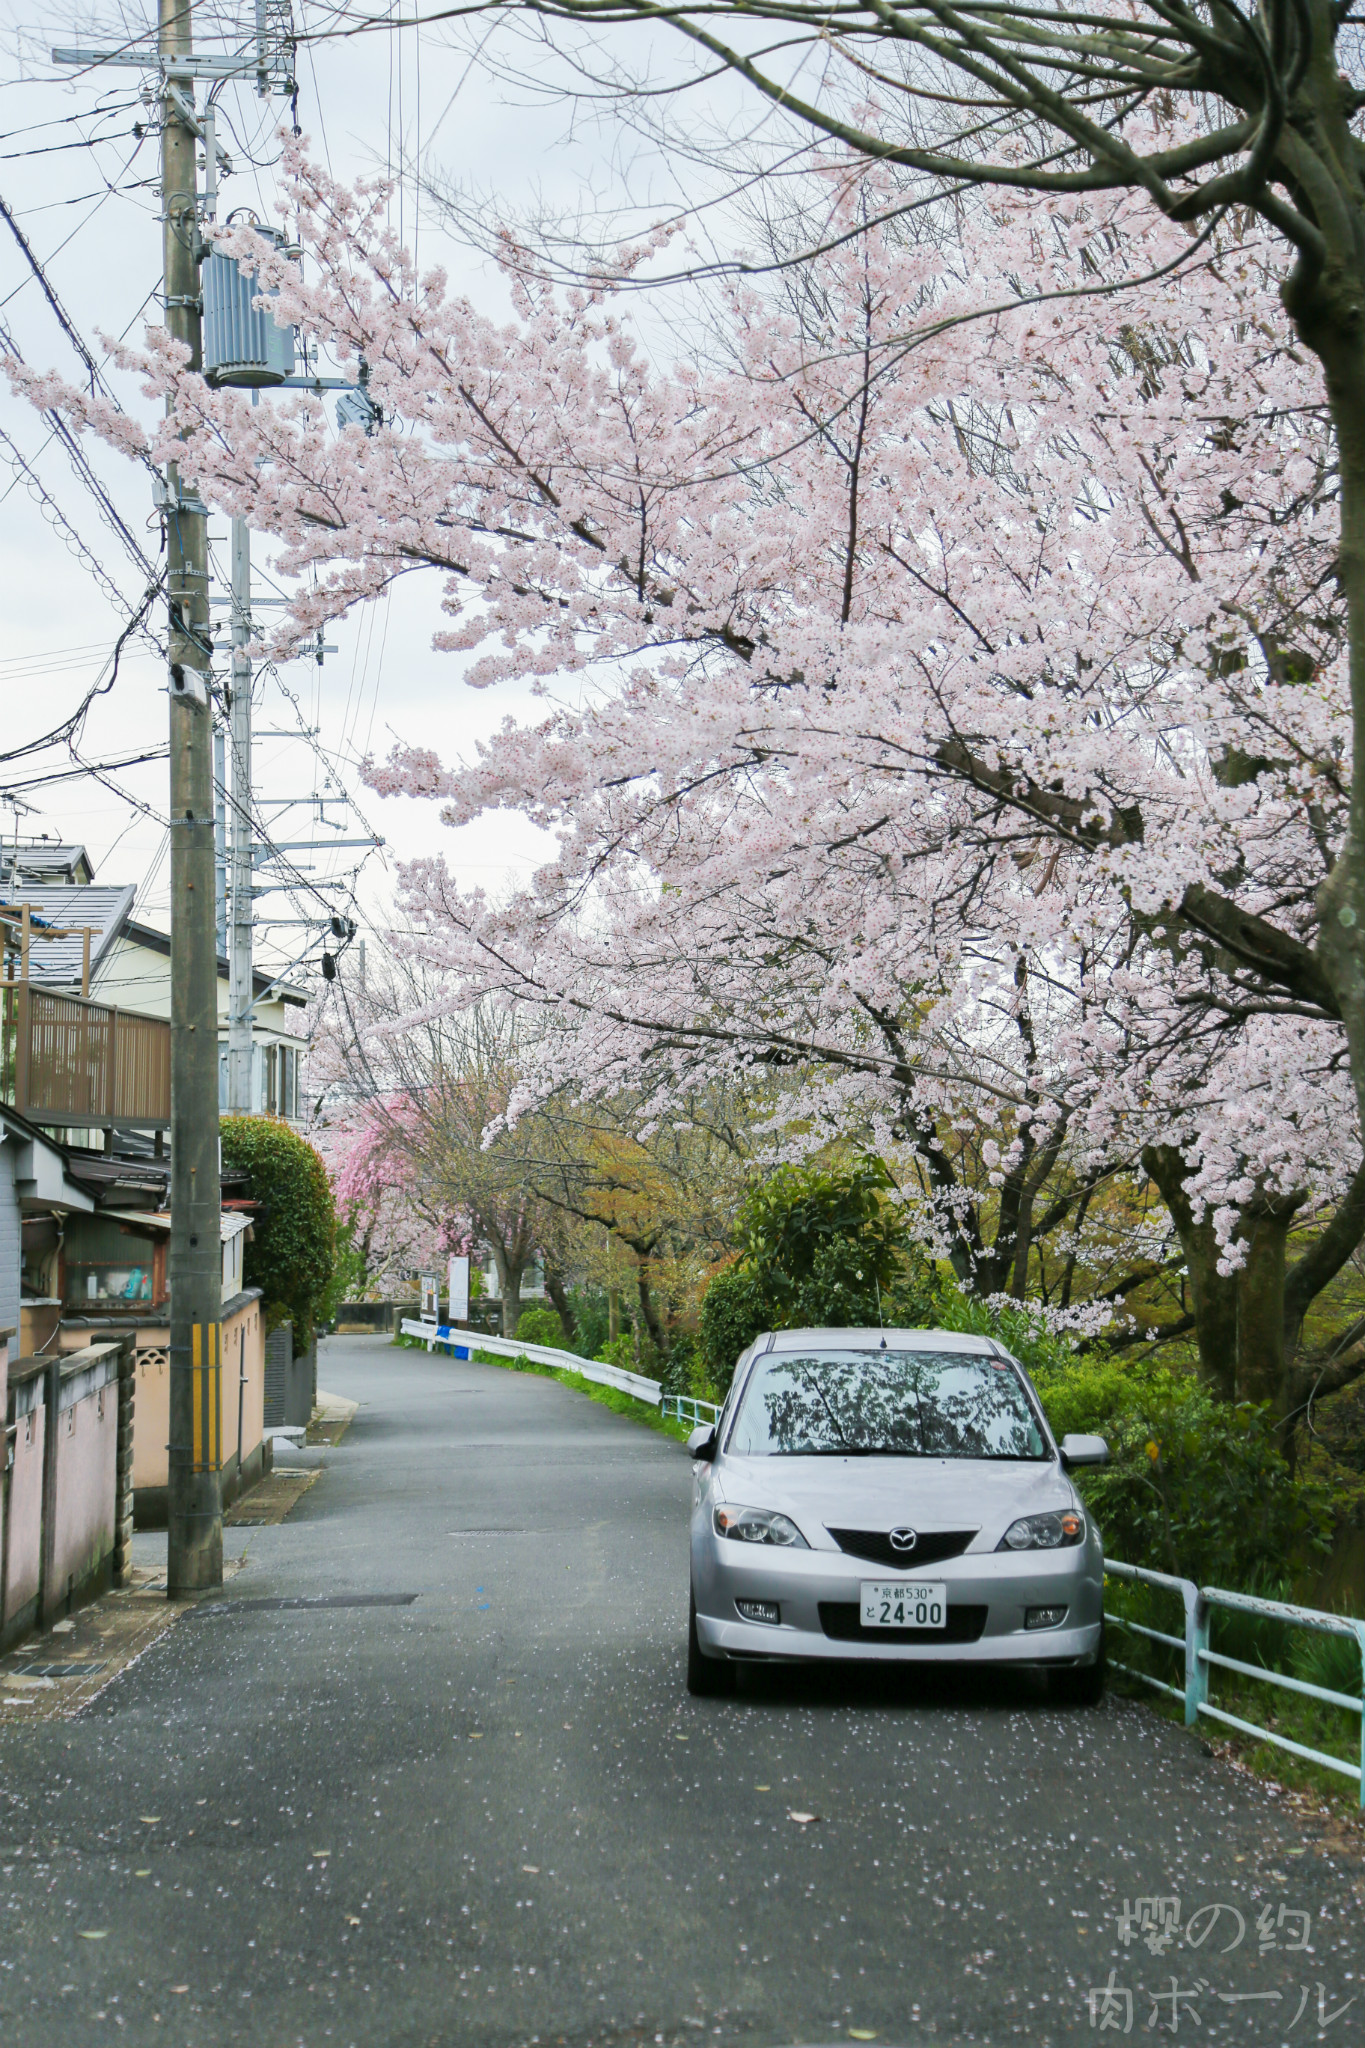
top-left (448, 1254), bottom-right (470, 1323)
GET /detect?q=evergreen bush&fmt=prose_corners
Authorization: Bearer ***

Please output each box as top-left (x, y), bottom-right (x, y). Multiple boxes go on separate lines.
top-left (220, 1115), bottom-right (336, 1354)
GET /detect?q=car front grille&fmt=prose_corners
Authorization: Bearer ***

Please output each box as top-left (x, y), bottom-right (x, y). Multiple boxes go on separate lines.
top-left (818, 1603), bottom-right (988, 1644)
top-left (826, 1527), bottom-right (977, 1569)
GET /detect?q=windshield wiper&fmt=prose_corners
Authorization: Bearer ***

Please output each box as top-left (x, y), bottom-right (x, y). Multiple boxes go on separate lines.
top-left (780, 1445), bottom-right (921, 1457)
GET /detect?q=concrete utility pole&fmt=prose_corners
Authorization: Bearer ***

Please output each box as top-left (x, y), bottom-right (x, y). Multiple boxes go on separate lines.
top-left (161, 0), bottom-right (224, 1592)
top-left (227, 514), bottom-right (254, 1113)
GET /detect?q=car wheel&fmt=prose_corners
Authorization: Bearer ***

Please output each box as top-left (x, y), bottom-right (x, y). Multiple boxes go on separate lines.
top-left (687, 1589), bottom-right (736, 1697)
top-left (1050, 1626), bottom-right (1106, 1706)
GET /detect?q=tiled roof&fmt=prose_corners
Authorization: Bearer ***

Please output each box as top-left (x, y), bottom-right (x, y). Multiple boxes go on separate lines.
top-left (0, 884), bottom-right (135, 988)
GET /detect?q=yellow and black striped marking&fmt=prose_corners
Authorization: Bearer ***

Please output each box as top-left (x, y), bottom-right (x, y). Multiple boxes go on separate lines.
top-left (191, 1320), bottom-right (222, 1472)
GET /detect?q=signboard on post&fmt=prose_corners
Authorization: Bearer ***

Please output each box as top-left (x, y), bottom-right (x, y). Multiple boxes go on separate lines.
top-left (419, 1273), bottom-right (439, 1323)
top-left (448, 1254), bottom-right (470, 1324)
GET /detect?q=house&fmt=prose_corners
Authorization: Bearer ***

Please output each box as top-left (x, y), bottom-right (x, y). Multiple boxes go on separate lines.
top-left (55, 1206), bottom-right (266, 1527)
top-left (0, 838), bottom-right (308, 1124)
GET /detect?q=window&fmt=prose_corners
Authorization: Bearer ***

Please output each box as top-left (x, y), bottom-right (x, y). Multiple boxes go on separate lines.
top-left (63, 1217), bottom-right (166, 1309)
top-left (729, 1349), bottom-right (1048, 1460)
top-left (279, 1043), bottom-right (298, 1119)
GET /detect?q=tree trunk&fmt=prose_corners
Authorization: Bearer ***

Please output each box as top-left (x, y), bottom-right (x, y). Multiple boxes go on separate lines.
top-left (1141, 1146), bottom-right (1239, 1402)
top-left (1231, 1199), bottom-right (1299, 1408)
top-left (636, 1267), bottom-right (668, 1360)
top-left (486, 1241), bottom-right (525, 1336)
top-left (544, 1268), bottom-right (578, 1346)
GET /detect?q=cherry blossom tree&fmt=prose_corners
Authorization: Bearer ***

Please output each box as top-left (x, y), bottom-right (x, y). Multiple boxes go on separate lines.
top-left (363, 0), bottom-right (1365, 1159)
top-left (17, 149), bottom-right (1365, 1430)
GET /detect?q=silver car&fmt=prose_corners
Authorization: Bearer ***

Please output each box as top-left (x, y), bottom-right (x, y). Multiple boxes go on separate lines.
top-left (687, 1327), bottom-right (1109, 1702)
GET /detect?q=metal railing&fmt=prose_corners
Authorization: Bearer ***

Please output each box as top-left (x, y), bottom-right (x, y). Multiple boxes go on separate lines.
top-left (1, 981), bottom-right (171, 1127)
top-left (1105, 1559), bottom-right (1365, 1803)
top-left (660, 1394), bottom-right (721, 1428)
top-left (399, 1321), bottom-right (729, 1427)
top-left (399, 1319), bottom-right (662, 1405)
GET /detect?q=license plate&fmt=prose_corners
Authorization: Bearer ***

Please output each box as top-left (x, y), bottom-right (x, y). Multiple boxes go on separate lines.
top-left (860, 1581), bottom-right (947, 1629)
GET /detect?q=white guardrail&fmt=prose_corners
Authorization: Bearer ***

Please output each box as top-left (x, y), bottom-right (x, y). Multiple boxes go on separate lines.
top-left (400, 1318), bottom-right (664, 1405)
top-left (1105, 1560), bottom-right (1365, 1803)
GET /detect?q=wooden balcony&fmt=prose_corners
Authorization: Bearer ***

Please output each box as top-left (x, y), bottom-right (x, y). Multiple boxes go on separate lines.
top-left (1, 981), bottom-right (171, 1129)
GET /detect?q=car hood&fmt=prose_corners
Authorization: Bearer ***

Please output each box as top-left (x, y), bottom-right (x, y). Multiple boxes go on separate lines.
top-left (714, 1453), bottom-right (1075, 1547)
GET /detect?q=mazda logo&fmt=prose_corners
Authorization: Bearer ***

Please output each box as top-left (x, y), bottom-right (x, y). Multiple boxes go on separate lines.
top-left (889, 1526), bottom-right (918, 1554)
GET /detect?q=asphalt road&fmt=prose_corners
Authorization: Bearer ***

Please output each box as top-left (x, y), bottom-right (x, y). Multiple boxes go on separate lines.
top-left (1, 1335), bottom-right (1361, 2048)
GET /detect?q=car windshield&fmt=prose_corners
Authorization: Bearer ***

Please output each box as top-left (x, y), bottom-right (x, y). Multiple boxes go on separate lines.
top-left (728, 1349), bottom-right (1049, 1459)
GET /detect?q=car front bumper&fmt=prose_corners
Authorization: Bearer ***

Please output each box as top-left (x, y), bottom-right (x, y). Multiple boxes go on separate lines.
top-left (691, 1530), bottom-right (1104, 1666)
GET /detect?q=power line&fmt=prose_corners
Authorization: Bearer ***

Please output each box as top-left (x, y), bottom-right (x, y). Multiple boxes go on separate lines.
top-left (0, 318), bottom-right (162, 586)
top-left (0, 564), bottom-right (163, 766)
top-left (0, 746), bottom-right (169, 794)
top-left (0, 422), bottom-right (163, 650)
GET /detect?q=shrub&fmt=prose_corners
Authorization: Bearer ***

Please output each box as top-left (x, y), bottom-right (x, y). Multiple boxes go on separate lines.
top-left (594, 1333), bottom-right (637, 1370)
top-left (698, 1266), bottom-right (772, 1389)
top-left (565, 1288), bottom-right (612, 1358)
top-left (220, 1116), bottom-right (336, 1354)
top-left (660, 1331), bottom-right (700, 1398)
top-left (1033, 1360), bottom-right (1332, 1587)
top-left (698, 1158), bottom-right (940, 1391)
top-left (513, 1303), bottom-right (569, 1349)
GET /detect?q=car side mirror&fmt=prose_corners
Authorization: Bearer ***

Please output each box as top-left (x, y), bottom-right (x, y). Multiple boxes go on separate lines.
top-left (687, 1425), bottom-right (717, 1462)
top-left (1060, 1433), bottom-right (1109, 1470)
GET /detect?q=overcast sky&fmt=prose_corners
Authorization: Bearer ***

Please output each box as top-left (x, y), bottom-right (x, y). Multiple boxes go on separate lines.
top-left (0, 0), bottom-right (750, 978)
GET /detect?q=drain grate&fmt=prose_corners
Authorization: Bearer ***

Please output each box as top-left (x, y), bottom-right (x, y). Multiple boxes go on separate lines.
top-left (18, 1661), bottom-right (108, 1678)
top-left (196, 1593), bottom-right (420, 1615)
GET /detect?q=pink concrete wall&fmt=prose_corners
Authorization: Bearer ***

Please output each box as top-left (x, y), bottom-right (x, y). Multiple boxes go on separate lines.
top-left (3, 1346), bottom-right (122, 1640)
top-left (4, 1399), bottom-right (45, 1624)
top-left (49, 1370), bottom-right (118, 1604)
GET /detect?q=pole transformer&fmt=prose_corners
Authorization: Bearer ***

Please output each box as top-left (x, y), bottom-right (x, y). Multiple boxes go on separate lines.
top-left (227, 514), bottom-right (254, 1114)
top-left (162, 0), bottom-right (224, 1593)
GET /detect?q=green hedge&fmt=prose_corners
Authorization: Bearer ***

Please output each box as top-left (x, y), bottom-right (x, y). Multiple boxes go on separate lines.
top-left (1033, 1359), bottom-right (1332, 1588)
top-left (221, 1116), bottom-right (336, 1354)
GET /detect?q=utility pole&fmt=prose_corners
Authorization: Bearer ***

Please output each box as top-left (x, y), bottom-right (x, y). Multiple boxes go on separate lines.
top-left (227, 515), bottom-right (254, 1113)
top-left (161, 0), bottom-right (224, 1593)
top-left (50, 4), bottom-right (301, 1595)
top-left (213, 724), bottom-right (228, 955)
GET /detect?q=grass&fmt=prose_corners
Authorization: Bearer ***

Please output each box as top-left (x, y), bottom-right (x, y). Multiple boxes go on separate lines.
top-left (1106, 1575), bottom-right (1365, 1813)
top-left (390, 1328), bottom-right (691, 1442)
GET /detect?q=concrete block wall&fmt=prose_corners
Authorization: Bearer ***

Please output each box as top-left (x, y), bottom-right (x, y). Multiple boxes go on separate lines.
top-left (264, 1321), bottom-right (313, 1429)
top-left (1, 1340), bottom-right (124, 1649)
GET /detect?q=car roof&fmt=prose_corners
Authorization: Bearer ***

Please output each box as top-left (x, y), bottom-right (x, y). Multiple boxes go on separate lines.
top-left (761, 1327), bottom-right (999, 1355)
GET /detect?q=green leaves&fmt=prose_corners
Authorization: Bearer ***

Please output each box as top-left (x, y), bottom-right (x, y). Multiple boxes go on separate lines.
top-left (1037, 1360), bottom-right (1332, 1586)
top-left (700, 1158), bottom-right (939, 1389)
top-left (220, 1116), bottom-right (337, 1356)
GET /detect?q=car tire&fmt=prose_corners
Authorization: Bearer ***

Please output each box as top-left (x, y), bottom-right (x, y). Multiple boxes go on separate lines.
top-left (1050, 1626), bottom-right (1106, 1706)
top-left (687, 1589), bottom-right (736, 1697)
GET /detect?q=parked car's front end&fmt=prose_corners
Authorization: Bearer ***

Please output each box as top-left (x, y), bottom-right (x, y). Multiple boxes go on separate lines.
top-left (687, 1328), bottom-right (1107, 1701)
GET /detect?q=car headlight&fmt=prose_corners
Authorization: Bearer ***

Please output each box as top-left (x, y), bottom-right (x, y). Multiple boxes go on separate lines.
top-left (997, 1510), bottom-right (1085, 1551)
top-left (713, 1505), bottom-right (809, 1547)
